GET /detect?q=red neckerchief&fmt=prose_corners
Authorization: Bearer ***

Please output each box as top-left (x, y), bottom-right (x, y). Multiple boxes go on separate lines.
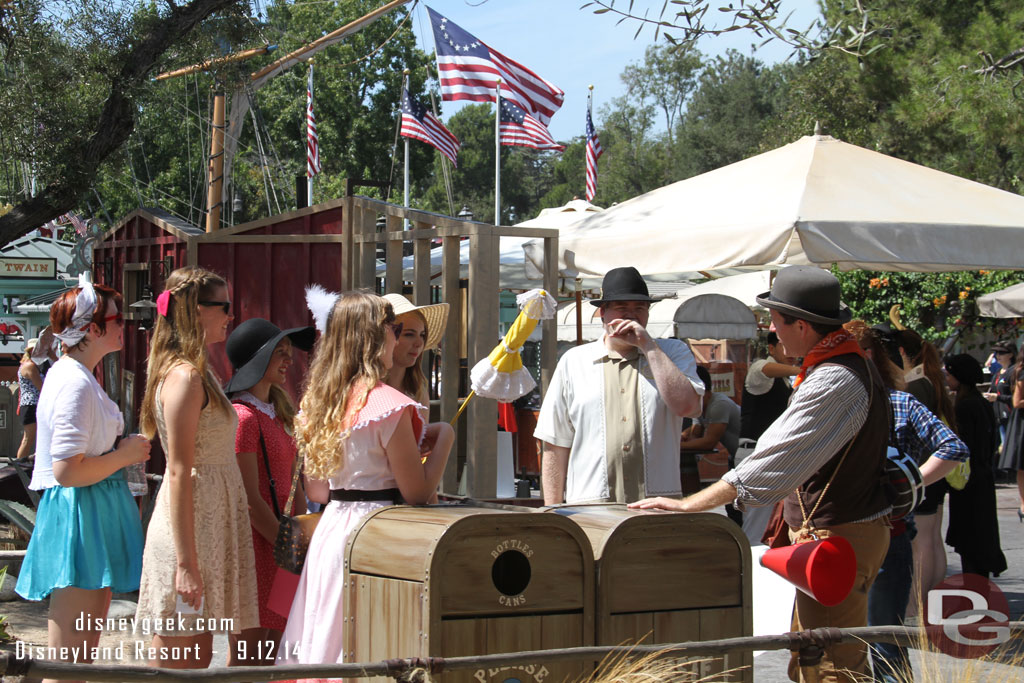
top-left (793, 329), bottom-right (864, 388)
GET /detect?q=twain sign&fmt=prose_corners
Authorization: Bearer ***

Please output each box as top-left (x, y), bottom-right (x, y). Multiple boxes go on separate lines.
top-left (0, 257), bottom-right (57, 279)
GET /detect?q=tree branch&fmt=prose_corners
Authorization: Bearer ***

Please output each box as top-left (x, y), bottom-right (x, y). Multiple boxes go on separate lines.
top-left (0, 0), bottom-right (241, 245)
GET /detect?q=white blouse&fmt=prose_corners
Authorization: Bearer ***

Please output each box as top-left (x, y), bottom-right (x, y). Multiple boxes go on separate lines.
top-left (29, 356), bottom-right (124, 490)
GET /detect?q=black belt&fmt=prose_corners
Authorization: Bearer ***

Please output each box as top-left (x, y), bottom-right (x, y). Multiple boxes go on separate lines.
top-left (330, 488), bottom-right (402, 503)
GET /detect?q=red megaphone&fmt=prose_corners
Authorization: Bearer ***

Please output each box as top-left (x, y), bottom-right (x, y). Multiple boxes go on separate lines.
top-left (760, 536), bottom-right (857, 606)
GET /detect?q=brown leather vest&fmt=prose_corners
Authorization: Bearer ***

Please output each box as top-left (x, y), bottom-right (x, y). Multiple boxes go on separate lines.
top-left (783, 353), bottom-right (891, 529)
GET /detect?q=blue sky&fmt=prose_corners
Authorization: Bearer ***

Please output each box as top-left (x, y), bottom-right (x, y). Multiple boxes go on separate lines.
top-left (411, 1), bottom-right (824, 141)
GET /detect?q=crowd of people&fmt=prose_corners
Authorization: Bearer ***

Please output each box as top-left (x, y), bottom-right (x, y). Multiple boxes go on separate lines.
top-left (9, 262), bottom-right (1019, 683)
top-left (14, 266), bottom-right (454, 680)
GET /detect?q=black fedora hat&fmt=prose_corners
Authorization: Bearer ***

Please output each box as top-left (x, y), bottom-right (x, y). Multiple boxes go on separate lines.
top-left (224, 318), bottom-right (316, 394)
top-left (589, 266), bottom-right (653, 307)
top-left (755, 266), bottom-right (851, 325)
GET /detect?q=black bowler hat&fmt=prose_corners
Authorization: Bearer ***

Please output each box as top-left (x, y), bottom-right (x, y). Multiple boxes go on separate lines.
top-left (589, 266), bottom-right (653, 307)
top-left (755, 266), bottom-right (851, 325)
top-left (224, 318), bottom-right (316, 394)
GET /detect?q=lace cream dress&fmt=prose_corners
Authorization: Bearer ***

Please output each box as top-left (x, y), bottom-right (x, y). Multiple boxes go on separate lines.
top-left (135, 371), bottom-right (259, 635)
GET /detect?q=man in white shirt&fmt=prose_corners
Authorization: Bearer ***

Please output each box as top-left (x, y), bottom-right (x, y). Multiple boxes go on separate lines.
top-left (535, 266), bottom-right (704, 505)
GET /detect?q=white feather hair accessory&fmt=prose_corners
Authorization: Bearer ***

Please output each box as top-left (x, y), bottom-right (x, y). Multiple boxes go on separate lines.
top-left (305, 284), bottom-right (340, 334)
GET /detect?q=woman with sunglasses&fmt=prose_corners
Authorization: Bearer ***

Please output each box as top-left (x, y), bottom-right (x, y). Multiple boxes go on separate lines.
top-left (16, 281), bottom-right (151, 682)
top-left (277, 289), bottom-right (453, 675)
top-left (135, 266), bottom-right (258, 669)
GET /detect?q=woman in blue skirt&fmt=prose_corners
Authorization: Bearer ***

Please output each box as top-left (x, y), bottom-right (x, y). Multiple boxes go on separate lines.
top-left (16, 279), bottom-right (151, 680)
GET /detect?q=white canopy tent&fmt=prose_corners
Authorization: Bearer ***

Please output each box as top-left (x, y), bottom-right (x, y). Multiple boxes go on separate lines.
top-left (555, 293), bottom-right (758, 343)
top-left (524, 135), bottom-right (1024, 277)
top-left (382, 199), bottom-right (604, 290)
top-left (978, 282), bottom-right (1024, 318)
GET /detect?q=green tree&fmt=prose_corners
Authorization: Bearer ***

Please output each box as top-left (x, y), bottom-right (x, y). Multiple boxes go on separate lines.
top-left (0, 0), bottom-right (253, 243)
top-left (538, 139), bottom-right (587, 208)
top-left (675, 50), bottom-right (790, 178)
top-left (90, 0), bottom-right (435, 226)
top-left (418, 103), bottom-right (561, 224)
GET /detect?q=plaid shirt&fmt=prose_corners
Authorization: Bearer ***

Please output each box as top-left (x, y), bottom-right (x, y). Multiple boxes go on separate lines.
top-left (890, 390), bottom-right (968, 463)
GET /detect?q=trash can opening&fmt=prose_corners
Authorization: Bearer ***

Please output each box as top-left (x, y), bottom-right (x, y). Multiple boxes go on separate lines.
top-left (491, 549), bottom-right (531, 596)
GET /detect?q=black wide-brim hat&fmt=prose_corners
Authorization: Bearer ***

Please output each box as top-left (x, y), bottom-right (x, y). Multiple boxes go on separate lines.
top-left (224, 318), bottom-right (315, 394)
top-left (755, 265), bottom-right (852, 325)
top-left (589, 266), bottom-right (654, 306)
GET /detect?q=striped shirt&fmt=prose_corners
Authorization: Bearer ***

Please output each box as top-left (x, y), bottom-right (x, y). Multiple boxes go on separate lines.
top-left (723, 363), bottom-right (869, 507)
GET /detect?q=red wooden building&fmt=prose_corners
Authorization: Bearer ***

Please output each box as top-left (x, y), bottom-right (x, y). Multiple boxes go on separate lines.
top-left (92, 201), bottom-right (346, 467)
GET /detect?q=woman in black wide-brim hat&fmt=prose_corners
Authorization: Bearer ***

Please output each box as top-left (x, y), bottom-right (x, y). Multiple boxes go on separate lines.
top-left (224, 318), bottom-right (314, 665)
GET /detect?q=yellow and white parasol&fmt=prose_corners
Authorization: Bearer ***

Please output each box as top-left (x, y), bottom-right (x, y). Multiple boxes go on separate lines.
top-left (451, 289), bottom-right (557, 424)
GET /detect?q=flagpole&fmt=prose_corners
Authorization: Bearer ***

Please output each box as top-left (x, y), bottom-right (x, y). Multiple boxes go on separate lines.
top-left (494, 78), bottom-right (501, 225)
top-left (307, 61), bottom-right (315, 206)
top-left (402, 69), bottom-right (410, 230)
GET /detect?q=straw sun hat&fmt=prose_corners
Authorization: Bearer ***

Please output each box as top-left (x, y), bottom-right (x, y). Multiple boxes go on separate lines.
top-left (381, 294), bottom-right (449, 351)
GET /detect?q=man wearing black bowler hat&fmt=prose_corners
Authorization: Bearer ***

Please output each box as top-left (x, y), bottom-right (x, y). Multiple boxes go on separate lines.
top-left (631, 266), bottom-right (891, 683)
top-left (535, 266), bottom-right (704, 505)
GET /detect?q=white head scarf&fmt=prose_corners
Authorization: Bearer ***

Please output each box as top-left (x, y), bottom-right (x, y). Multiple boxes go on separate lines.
top-left (53, 279), bottom-right (98, 346)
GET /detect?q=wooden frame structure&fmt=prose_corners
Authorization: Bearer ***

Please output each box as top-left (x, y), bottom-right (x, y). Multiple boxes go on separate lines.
top-left (345, 196), bottom-right (558, 496)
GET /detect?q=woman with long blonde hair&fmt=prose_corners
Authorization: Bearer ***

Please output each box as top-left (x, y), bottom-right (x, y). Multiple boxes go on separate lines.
top-left (135, 266), bottom-right (258, 669)
top-left (277, 288), bottom-right (454, 673)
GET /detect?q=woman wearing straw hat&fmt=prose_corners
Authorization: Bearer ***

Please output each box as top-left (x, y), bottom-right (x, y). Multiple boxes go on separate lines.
top-left (223, 318), bottom-right (314, 665)
top-left (381, 294), bottom-right (449, 407)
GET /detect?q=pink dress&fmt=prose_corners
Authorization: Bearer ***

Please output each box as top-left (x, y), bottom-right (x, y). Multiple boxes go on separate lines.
top-left (277, 383), bottom-right (424, 678)
top-left (232, 395), bottom-right (303, 631)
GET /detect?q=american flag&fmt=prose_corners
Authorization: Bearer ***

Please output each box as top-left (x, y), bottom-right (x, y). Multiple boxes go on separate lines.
top-left (585, 105), bottom-right (603, 202)
top-left (306, 66), bottom-right (321, 177)
top-left (58, 212), bottom-right (89, 236)
top-left (499, 97), bottom-right (565, 152)
top-left (427, 6), bottom-right (564, 126)
top-left (400, 87), bottom-right (461, 166)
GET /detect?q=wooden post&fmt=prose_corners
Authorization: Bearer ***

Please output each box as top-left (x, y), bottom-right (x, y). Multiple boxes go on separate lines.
top-left (357, 206), bottom-right (377, 289)
top-left (466, 225), bottom-right (499, 497)
top-left (342, 196), bottom-right (354, 290)
top-left (384, 212), bottom-right (402, 293)
top-left (205, 92), bottom-right (226, 233)
top-left (440, 234), bottom-right (461, 493)
top-left (412, 223), bottom-right (431, 306)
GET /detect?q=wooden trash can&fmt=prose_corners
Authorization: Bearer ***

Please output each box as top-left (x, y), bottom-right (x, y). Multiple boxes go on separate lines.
top-left (546, 505), bottom-right (753, 682)
top-left (344, 505), bottom-right (595, 683)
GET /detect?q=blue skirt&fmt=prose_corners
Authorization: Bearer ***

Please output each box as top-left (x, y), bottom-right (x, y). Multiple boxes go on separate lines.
top-left (16, 472), bottom-right (144, 600)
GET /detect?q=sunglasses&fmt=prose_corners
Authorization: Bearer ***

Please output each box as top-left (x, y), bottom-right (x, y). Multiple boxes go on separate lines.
top-left (198, 300), bottom-right (231, 314)
top-left (102, 313), bottom-right (124, 326)
top-left (387, 322), bottom-right (404, 337)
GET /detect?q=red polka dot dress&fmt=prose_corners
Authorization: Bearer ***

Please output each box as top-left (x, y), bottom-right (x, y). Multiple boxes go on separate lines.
top-left (233, 395), bottom-right (302, 631)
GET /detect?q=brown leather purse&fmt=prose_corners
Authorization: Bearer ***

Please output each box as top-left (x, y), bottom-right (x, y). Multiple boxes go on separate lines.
top-left (273, 458), bottom-right (322, 574)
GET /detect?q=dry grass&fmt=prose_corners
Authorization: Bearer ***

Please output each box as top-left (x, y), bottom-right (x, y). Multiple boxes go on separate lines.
top-left (572, 642), bottom-right (747, 683)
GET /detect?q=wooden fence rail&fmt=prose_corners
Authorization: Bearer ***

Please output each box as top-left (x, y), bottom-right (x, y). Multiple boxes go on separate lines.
top-left (2, 623), bottom-right (1022, 682)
